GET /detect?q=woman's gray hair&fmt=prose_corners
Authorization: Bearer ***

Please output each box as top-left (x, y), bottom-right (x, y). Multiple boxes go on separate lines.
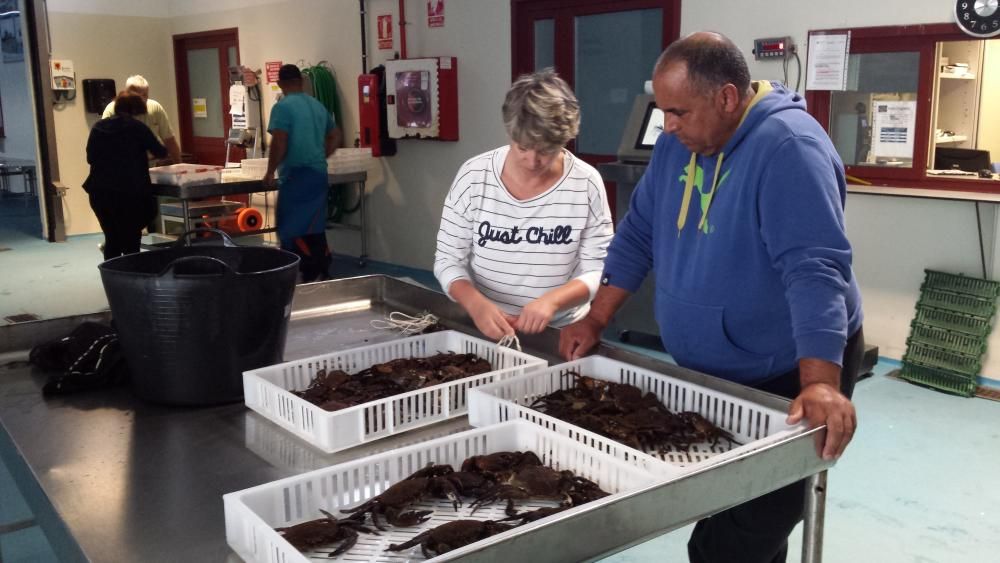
top-left (502, 69), bottom-right (579, 152)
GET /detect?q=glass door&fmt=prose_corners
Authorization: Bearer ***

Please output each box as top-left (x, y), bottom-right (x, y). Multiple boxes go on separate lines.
top-left (512, 1), bottom-right (680, 216)
top-left (173, 29), bottom-right (239, 165)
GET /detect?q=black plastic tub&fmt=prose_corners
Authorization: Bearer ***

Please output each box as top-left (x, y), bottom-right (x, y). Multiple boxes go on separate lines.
top-left (99, 230), bottom-right (299, 406)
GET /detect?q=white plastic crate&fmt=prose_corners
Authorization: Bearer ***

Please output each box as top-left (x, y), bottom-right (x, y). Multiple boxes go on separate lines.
top-left (240, 158), bottom-right (269, 179)
top-left (149, 163), bottom-right (223, 186)
top-left (224, 420), bottom-right (659, 563)
top-left (468, 356), bottom-right (802, 477)
top-left (243, 331), bottom-right (547, 453)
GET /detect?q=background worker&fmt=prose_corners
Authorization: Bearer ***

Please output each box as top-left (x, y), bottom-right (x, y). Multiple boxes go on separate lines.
top-left (559, 32), bottom-right (863, 563)
top-left (84, 92), bottom-right (167, 260)
top-left (263, 64), bottom-right (342, 282)
top-left (102, 75), bottom-right (181, 164)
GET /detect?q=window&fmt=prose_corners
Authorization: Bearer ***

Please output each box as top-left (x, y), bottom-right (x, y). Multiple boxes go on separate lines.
top-left (806, 24), bottom-right (1000, 192)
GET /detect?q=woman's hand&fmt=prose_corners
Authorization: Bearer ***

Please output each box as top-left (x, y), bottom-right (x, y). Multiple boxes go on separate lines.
top-left (514, 296), bottom-right (559, 334)
top-left (468, 298), bottom-right (518, 340)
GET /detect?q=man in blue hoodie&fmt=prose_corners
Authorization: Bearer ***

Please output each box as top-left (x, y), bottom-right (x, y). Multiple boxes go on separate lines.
top-left (560, 32), bottom-right (864, 562)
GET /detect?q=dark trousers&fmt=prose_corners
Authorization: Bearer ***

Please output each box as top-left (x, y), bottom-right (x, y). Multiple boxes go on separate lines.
top-left (281, 233), bottom-right (331, 283)
top-left (89, 191), bottom-right (156, 261)
top-left (688, 327), bottom-right (865, 563)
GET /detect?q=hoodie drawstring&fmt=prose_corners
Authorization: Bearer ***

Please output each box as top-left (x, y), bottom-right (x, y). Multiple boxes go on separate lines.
top-left (677, 152), bottom-right (724, 235)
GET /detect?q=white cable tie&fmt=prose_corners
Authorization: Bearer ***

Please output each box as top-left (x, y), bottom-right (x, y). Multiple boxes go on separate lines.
top-left (369, 311), bottom-right (439, 336)
top-left (496, 333), bottom-right (522, 352)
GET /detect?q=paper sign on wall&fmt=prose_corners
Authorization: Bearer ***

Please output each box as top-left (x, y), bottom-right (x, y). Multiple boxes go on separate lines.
top-left (193, 98), bottom-right (207, 118)
top-left (265, 61), bottom-right (282, 84)
top-left (377, 15), bottom-right (393, 49)
top-left (871, 101), bottom-right (916, 159)
top-left (427, 0), bottom-right (444, 27)
top-left (806, 32), bottom-right (850, 91)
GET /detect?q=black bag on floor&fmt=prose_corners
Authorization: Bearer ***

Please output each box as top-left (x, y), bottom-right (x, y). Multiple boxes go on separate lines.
top-left (29, 321), bottom-right (129, 394)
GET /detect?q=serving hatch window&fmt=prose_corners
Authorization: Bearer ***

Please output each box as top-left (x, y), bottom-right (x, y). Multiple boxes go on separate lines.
top-left (806, 24), bottom-right (1000, 192)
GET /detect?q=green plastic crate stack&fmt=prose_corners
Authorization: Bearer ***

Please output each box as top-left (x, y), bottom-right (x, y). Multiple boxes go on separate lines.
top-left (902, 269), bottom-right (1000, 396)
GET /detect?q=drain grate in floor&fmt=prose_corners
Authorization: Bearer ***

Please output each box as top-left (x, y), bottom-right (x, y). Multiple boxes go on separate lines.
top-left (4, 313), bottom-right (41, 323)
top-left (975, 386), bottom-right (1000, 402)
top-left (0, 247), bottom-right (11, 252)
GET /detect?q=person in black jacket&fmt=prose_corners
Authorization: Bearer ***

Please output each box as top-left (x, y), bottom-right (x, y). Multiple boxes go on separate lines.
top-left (84, 92), bottom-right (167, 260)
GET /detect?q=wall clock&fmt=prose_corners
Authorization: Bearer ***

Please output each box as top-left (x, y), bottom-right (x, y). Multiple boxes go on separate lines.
top-left (955, 0), bottom-right (1000, 37)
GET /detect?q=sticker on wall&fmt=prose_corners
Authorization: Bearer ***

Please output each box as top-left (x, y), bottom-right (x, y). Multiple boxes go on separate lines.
top-left (427, 0), bottom-right (444, 27)
top-left (193, 98), bottom-right (208, 118)
top-left (265, 61), bottom-right (282, 84)
top-left (377, 14), bottom-right (393, 49)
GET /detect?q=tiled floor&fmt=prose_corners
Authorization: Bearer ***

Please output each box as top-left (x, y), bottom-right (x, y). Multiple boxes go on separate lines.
top-left (1, 219), bottom-right (999, 562)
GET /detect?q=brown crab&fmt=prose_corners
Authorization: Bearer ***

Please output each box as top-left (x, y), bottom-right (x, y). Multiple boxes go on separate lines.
top-left (339, 478), bottom-right (437, 530)
top-left (385, 519), bottom-right (515, 558)
top-left (274, 509), bottom-right (377, 556)
top-left (460, 450), bottom-right (543, 479)
top-left (470, 465), bottom-right (609, 515)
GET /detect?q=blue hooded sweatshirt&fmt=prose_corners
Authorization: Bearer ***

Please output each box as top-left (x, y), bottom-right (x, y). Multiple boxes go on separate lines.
top-left (603, 81), bottom-right (863, 385)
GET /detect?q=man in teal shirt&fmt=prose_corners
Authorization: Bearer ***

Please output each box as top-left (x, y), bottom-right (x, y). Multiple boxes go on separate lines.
top-left (264, 64), bottom-right (342, 281)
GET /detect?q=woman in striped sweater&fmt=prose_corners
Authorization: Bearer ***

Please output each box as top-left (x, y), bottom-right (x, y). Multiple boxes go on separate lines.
top-left (434, 70), bottom-right (614, 340)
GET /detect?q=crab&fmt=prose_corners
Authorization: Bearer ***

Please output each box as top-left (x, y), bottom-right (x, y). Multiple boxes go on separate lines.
top-left (460, 450), bottom-right (543, 479)
top-left (676, 411), bottom-right (737, 448)
top-left (339, 478), bottom-right (437, 530)
top-left (469, 465), bottom-right (609, 515)
top-left (385, 519), bottom-right (515, 558)
top-left (274, 509), bottom-right (378, 557)
top-left (498, 505), bottom-right (572, 525)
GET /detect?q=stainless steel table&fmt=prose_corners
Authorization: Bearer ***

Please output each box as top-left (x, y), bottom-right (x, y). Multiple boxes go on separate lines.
top-left (150, 171), bottom-right (368, 264)
top-left (0, 276), bottom-right (832, 563)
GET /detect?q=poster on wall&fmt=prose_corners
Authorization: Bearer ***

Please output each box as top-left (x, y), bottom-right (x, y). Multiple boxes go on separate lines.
top-left (871, 100), bottom-right (916, 160)
top-left (377, 15), bottom-right (393, 49)
top-left (193, 98), bottom-right (208, 119)
top-left (265, 61), bottom-right (282, 84)
top-left (806, 32), bottom-right (850, 91)
top-left (427, 0), bottom-right (444, 27)
top-left (0, 0), bottom-right (24, 63)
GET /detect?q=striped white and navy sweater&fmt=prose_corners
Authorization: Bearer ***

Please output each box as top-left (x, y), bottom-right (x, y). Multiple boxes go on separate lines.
top-left (434, 146), bottom-right (614, 326)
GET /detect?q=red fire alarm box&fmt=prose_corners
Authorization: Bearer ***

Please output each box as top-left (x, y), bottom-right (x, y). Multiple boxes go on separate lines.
top-left (358, 73), bottom-right (383, 155)
top-left (384, 57), bottom-right (458, 141)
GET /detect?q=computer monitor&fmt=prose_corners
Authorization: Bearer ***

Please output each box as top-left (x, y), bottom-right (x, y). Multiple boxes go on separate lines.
top-left (617, 94), bottom-right (665, 163)
top-left (934, 147), bottom-right (992, 173)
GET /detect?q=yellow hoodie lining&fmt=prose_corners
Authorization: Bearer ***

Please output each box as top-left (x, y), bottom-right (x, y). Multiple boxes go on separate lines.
top-left (677, 80), bottom-right (774, 235)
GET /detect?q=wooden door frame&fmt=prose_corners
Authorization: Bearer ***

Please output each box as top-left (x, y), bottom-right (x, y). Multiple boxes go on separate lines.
top-left (173, 28), bottom-right (240, 164)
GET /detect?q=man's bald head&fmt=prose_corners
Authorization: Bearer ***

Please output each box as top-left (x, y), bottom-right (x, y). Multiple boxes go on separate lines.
top-left (654, 32), bottom-right (751, 101)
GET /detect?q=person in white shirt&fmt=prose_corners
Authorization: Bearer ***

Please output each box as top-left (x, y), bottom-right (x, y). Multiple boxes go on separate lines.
top-left (434, 69), bottom-right (614, 340)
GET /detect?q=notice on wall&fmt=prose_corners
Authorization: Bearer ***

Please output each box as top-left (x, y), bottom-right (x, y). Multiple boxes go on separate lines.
top-left (871, 101), bottom-right (916, 159)
top-left (806, 32), bottom-right (850, 91)
top-left (192, 98), bottom-right (208, 118)
top-left (377, 14), bottom-right (393, 49)
top-left (427, 0), bottom-right (444, 27)
top-left (265, 61), bottom-right (282, 84)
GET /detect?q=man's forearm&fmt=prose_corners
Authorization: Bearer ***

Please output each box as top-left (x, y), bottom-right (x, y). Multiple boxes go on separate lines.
top-left (799, 357), bottom-right (842, 389)
top-left (584, 284), bottom-right (632, 327)
top-left (266, 134), bottom-right (288, 176)
top-left (325, 127), bottom-right (343, 157)
top-left (164, 136), bottom-right (182, 163)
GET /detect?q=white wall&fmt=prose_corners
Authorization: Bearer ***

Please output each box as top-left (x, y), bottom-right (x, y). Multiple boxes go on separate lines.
top-left (47, 11), bottom-right (176, 236)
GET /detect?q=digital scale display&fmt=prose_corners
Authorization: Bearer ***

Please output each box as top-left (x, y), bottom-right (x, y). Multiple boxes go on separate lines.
top-left (753, 36), bottom-right (792, 60)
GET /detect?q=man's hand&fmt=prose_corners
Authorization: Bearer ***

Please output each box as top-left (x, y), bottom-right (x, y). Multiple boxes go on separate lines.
top-left (787, 381), bottom-right (856, 460)
top-left (468, 299), bottom-right (518, 341)
top-left (262, 171), bottom-right (277, 189)
top-left (515, 296), bottom-right (559, 334)
top-left (558, 315), bottom-right (605, 360)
